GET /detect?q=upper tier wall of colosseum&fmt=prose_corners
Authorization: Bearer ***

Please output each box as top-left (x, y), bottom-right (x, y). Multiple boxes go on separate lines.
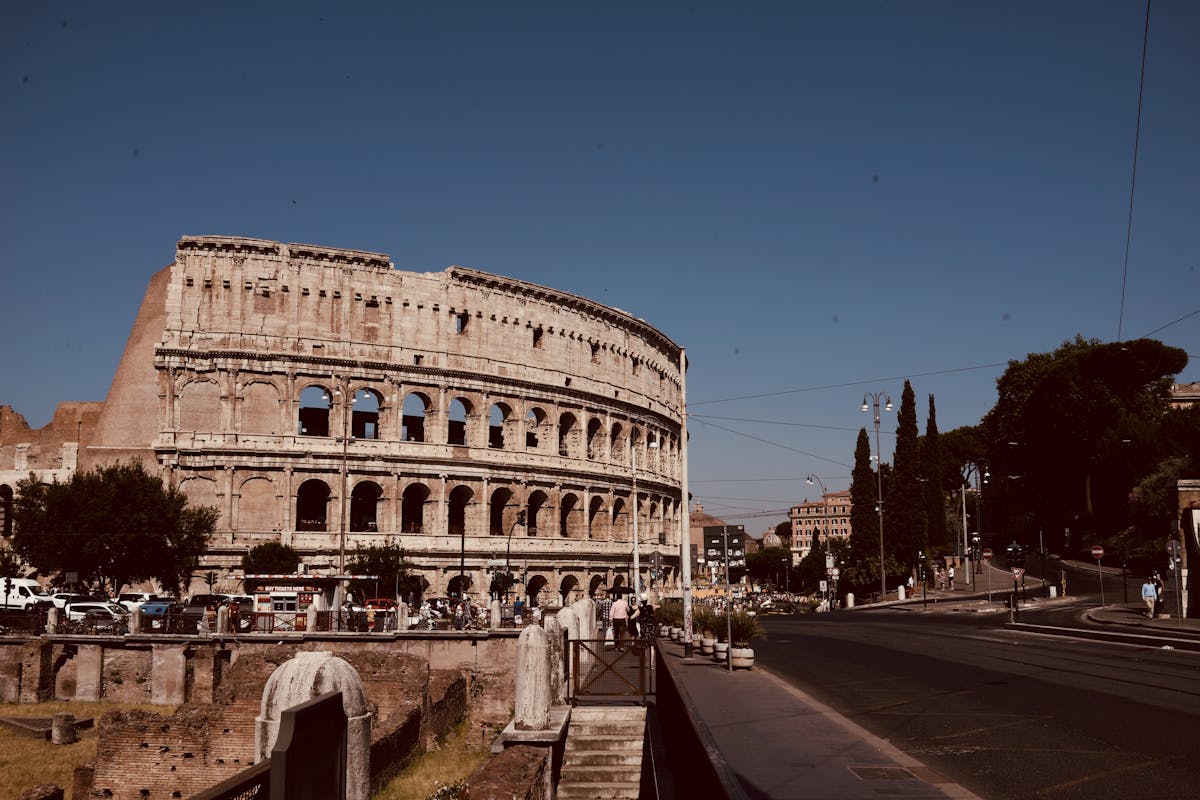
top-left (162, 236), bottom-right (682, 415)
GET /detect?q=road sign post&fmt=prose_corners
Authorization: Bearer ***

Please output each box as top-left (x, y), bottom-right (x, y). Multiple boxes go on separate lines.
top-left (1092, 545), bottom-right (1105, 607)
top-left (1167, 539), bottom-right (1182, 621)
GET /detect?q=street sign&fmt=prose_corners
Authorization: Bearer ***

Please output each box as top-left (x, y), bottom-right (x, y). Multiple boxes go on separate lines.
top-left (831, 568), bottom-right (840, 579)
top-left (819, 580), bottom-right (828, 593)
top-left (1167, 540), bottom-right (1182, 557)
top-left (486, 559), bottom-right (506, 568)
top-left (1011, 567), bottom-right (1025, 581)
top-left (1091, 545), bottom-right (1104, 560)
top-left (982, 547), bottom-right (993, 561)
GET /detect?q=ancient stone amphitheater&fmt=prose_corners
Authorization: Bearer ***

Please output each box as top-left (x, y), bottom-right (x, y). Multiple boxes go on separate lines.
top-left (1, 235), bottom-right (685, 602)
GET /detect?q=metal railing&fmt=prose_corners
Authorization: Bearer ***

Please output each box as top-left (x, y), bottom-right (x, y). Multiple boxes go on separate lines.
top-left (569, 638), bottom-right (653, 703)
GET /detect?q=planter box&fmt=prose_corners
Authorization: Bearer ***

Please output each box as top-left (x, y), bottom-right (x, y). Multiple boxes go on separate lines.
top-left (700, 636), bottom-right (715, 656)
top-left (730, 647), bottom-right (755, 670)
top-left (713, 641), bottom-right (729, 663)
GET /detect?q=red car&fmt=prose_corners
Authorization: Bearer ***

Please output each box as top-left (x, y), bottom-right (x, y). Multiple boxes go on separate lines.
top-left (364, 598), bottom-right (397, 611)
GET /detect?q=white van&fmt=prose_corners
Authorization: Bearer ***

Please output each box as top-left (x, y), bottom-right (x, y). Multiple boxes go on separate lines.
top-left (1, 578), bottom-right (53, 611)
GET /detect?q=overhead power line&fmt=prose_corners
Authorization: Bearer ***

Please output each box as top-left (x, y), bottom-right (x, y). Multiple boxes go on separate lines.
top-left (690, 361), bottom-right (1008, 407)
top-left (1117, 0), bottom-right (1153, 342)
top-left (690, 414), bottom-right (893, 435)
top-left (690, 417), bottom-right (852, 469)
top-left (1140, 308), bottom-right (1200, 338)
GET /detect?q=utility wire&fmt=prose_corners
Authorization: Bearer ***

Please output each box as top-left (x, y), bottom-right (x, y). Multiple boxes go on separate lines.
top-left (1140, 308), bottom-right (1200, 338)
top-left (691, 361), bottom-right (1007, 407)
top-left (690, 417), bottom-right (852, 469)
top-left (1117, 0), bottom-right (1152, 342)
top-left (690, 414), bottom-right (893, 435)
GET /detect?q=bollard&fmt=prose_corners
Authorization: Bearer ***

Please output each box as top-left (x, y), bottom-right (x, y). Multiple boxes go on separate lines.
top-left (46, 607), bottom-right (60, 635)
top-left (845, 592), bottom-right (855, 608)
top-left (217, 605), bottom-right (230, 635)
top-left (490, 598), bottom-right (501, 629)
top-left (51, 713), bottom-right (76, 745)
top-left (514, 626), bottom-right (551, 730)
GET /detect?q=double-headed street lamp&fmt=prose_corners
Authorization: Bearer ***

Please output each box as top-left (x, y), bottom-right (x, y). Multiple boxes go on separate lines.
top-left (862, 391), bottom-right (892, 598)
top-left (805, 474), bottom-right (828, 555)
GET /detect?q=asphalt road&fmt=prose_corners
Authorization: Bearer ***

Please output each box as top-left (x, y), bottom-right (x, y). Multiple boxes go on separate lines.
top-left (755, 611), bottom-right (1200, 800)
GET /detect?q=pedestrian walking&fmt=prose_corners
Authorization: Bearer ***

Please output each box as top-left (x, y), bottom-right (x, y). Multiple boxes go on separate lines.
top-left (1141, 576), bottom-right (1157, 618)
top-left (948, 565), bottom-right (956, 590)
top-left (637, 598), bottom-right (656, 643)
top-left (1153, 573), bottom-right (1164, 617)
top-left (611, 593), bottom-right (630, 649)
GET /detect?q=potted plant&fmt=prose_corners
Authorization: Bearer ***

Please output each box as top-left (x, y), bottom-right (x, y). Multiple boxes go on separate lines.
top-left (694, 607), bottom-right (716, 656)
top-left (727, 610), bottom-right (765, 669)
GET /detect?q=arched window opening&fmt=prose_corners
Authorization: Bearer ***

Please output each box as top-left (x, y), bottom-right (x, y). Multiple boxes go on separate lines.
top-left (402, 393), bottom-right (428, 442)
top-left (0, 484), bottom-right (14, 537)
top-left (298, 385), bottom-right (332, 437)
top-left (527, 491), bottom-right (548, 536)
top-left (559, 574), bottom-right (579, 606)
top-left (447, 574), bottom-right (472, 599)
top-left (296, 479), bottom-right (331, 531)
top-left (350, 481), bottom-right (382, 532)
top-left (558, 413), bottom-right (577, 457)
top-left (526, 574), bottom-right (548, 606)
top-left (488, 404), bottom-right (508, 449)
top-left (401, 483), bottom-right (430, 533)
top-left (448, 485), bottom-right (472, 536)
top-left (586, 418), bottom-right (603, 460)
top-left (588, 496), bottom-right (605, 540)
top-left (630, 427), bottom-right (643, 468)
top-left (448, 398), bottom-right (470, 446)
top-left (588, 574), bottom-right (606, 597)
top-left (489, 487), bottom-right (515, 535)
top-left (609, 423), bottom-right (625, 463)
top-left (559, 493), bottom-right (580, 538)
top-left (525, 407), bottom-right (545, 449)
top-left (646, 431), bottom-right (659, 471)
top-left (178, 379), bottom-right (221, 432)
top-left (648, 500), bottom-right (661, 545)
top-left (612, 497), bottom-right (628, 543)
top-left (352, 389), bottom-right (381, 440)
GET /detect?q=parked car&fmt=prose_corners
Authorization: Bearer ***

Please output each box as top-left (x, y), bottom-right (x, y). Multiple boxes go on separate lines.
top-left (1, 578), bottom-right (54, 611)
top-left (364, 598), bottom-right (397, 611)
top-left (50, 592), bottom-right (104, 610)
top-left (82, 607), bottom-right (127, 634)
top-left (65, 601), bottom-right (128, 623)
top-left (183, 594), bottom-right (232, 616)
top-left (116, 592), bottom-right (164, 612)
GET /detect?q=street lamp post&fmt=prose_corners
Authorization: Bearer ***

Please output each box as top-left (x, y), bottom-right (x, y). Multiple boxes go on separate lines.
top-left (805, 474), bottom-right (829, 556)
top-left (324, 381), bottom-right (357, 577)
top-left (631, 435), bottom-right (659, 603)
top-left (862, 391), bottom-right (893, 599)
top-left (504, 510), bottom-right (527, 603)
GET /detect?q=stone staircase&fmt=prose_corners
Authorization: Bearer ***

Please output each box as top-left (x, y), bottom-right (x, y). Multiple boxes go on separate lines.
top-left (557, 706), bottom-right (647, 799)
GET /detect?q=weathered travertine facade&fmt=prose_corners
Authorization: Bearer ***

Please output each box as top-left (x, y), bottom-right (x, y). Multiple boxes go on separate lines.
top-left (2, 236), bottom-right (684, 600)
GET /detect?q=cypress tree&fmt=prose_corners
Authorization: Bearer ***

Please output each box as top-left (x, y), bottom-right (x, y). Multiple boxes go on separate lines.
top-left (889, 380), bottom-right (927, 561)
top-left (923, 394), bottom-right (948, 549)
top-left (848, 427), bottom-right (880, 566)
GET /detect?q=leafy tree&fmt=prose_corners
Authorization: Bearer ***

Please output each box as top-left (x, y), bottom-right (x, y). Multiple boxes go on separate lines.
top-left (11, 462), bottom-right (216, 595)
top-left (344, 541), bottom-right (422, 602)
top-left (922, 394), bottom-right (949, 550)
top-left (981, 336), bottom-right (1188, 550)
top-left (889, 381), bottom-right (927, 560)
top-left (0, 547), bottom-right (25, 577)
top-left (241, 542), bottom-right (300, 575)
top-left (745, 546), bottom-right (792, 588)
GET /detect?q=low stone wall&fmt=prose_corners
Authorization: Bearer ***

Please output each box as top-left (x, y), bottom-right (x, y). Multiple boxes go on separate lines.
top-left (468, 745), bottom-right (550, 800)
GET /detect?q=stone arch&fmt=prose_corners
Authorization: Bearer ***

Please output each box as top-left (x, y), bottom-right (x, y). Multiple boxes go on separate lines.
top-left (401, 483), bottom-right (430, 533)
top-left (178, 378), bottom-right (221, 432)
top-left (588, 574), bottom-right (606, 597)
top-left (526, 574), bottom-right (549, 606)
top-left (488, 403), bottom-right (511, 449)
top-left (586, 417), bottom-right (603, 460)
top-left (256, 651), bottom-right (371, 800)
top-left (612, 497), bottom-right (629, 542)
top-left (557, 412), bottom-right (578, 457)
top-left (351, 388), bottom-right (382, 440)
top-left (527, 490), bottom-right (549, 537)
top-left (447, 397), bottom-right (472, 446)
top-left (525, 407), bottom-right (546, 450)
top-left (448, 485), bottom-right (473, 536)
top-left (350, 480), bottom-right (382, 532)
top-left (298, 384), bottom-right (332, 437)
top-left (609, 422), bottom-right (626, 463)
top-left (240, 380), bottom-right (281, 435)
top-left (296, 479), bottom-right (331, 531)
top-left (238, 476), bottom-right (277, 532)
top-left (178, 475), bottom-right (224, 528)
top-left (588, 496), bottom-right (606, 540)
top-left (559, 574), bottom-right (579, 606)
top-left (489, 487), bottom-right (515, 535)
top-left (447, 574), bottom-right (473, 599)
top-left (559, 492), bottom-right (581, 538)
top-left (402, 392), bottom-right (430, 442)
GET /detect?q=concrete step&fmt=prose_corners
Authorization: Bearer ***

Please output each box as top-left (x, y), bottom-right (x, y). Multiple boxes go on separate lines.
top-left (557, 782), bottom-right (640, 799)
top-left (560, 763), bottom-right (642, 781)
top-left (565, 735), bottom-right (642, 752)
top-left (570, 707), bottom-right (646, 721)
top-left (566, 724), bottom-right (644, 738)
top-left (564, 750), bottom-right (644, 767)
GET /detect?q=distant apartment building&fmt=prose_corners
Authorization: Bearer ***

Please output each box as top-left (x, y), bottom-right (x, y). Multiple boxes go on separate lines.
top-left (788, 490), bottom-right (852, 559)
top-left (1170, 382), bottom-right (1200, 409)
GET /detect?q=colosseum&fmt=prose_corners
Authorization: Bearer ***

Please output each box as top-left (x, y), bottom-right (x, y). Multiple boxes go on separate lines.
top-left (0, 235), bottom-right (686, 604)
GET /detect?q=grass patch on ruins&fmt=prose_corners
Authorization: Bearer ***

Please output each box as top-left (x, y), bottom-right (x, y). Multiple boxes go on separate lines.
top-left (375, 721), bottom-right (487, 800)
top-left (0, 700), bottom-right (176, 800)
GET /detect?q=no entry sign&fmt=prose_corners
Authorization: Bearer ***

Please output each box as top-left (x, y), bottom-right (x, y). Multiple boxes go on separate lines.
top-left (1091, 545), bottom-right (1104, 560)
top-left (982, 547), bottom-right (993, 561)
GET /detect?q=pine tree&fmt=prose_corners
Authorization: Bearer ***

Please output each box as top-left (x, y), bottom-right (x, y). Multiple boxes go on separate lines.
top-left (923, 394), bottom-right (948, 549)
top-left (889, 381), bottom-right (927, 561)
top-left (847, 428), bottom-right (880, 579)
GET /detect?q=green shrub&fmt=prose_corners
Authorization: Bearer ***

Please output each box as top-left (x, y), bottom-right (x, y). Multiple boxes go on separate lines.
top-left (728, 610), bottom-right (765, 647)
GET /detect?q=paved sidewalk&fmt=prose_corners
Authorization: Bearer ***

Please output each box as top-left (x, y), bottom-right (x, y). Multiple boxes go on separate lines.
top-left (656, 637), bottom-right (982, 800)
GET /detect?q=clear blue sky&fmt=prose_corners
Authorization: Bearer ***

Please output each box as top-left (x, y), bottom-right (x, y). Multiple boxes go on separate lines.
top-left (3, 1), bottom-right (1197, 534)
